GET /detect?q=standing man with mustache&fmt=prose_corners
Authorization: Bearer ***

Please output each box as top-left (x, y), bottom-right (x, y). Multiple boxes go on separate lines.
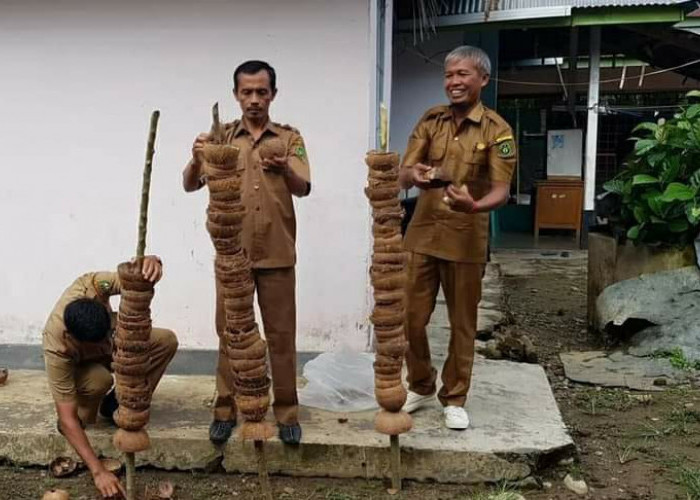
top-left (398, 46), bottom-right (516, 429)
top-left (183, 60), bottom-right (311, 445)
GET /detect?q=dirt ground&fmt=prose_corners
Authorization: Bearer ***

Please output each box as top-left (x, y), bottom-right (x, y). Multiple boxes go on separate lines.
top-left (4, 252), bottom-right (700, 499)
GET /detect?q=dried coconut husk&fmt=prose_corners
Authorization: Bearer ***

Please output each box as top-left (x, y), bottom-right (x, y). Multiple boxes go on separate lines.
top-left (231, 356), bottom-right (267, 372)
top-left (373, 232), bottom-right (402, 248)
top-left (377, 339), bottom-right (408, 357)
top-left (230, 338), bottom-right (267, 360)
top-left (367, 178), bottom-right (398, 190)
top-left (371, 263), bottom-right (405, 274)
top-left (226, 311), bottom-right (256, 329)
top-left (238, 420), bottom-right (276, 441)
top-left (368, 169), bottom-right (399, 182)
top-left (207, 220), bottom-right (243, 239)
top-left (236, 383), bottom-right (271, 397)
top-left (120, 290), bottom-right (154, 306)
top-left (365, 151), bottom-right (400, 170)
top-left (373, 251), bottom-right (406, 265)
top-left (216, 266), bottom-right (252, 285)
top-left (117, 375), bottom-right (148, 392)
top-left (375, 371), bottom-right (402, 382)
top-left (207, 208), bottom-right (246, 226)
top-left (237, 364), bottom-right (268, 379)
top-left (221, 280), bottom-right (255, 299)
top-left (207, 176), bottom-right (242, 194)
top-left (211, 237), bottom-right (242, 255)
top-left (113, 350), bottom-right (150, 366)
top-left (258, 137), bottom-right (287, 160)
top-left (208, 199), bottom-right (243, 212)
top-left (113, 428), bottom-right (150, 453)
top-left (373, 208), bottom-right (404, 224)
top-left (224, 295), bottom-right (254, 312)
top-left (375, 377), bottom-right (402, 389)
top-left (375, 385), bottom-right (407, 412)
top-left (374, 410), bottom-right (413, 435)
top-left (117, 261), bottom-right (150, 285)
top-left (202, 143), bottom-right (239, 169)
top-left (370, 197), bottom-right (402, 210)
top-left (225, 324), bottom-right (259, 344)
top-left (371, 272), bottom-right (407, 291)
top-left (236, 394), bottom-right (271, 421)
top-left (118, 276), bottom-right (154, 292)
top-left (374, 364), bottom-right (402, 376)
top-left (374, 292), bottom-right (404, 307)
top-left (374, 329), bottom-right (405, 344)
top-left (114, 407), bottom-right (150, 431)
top-left (364, 186), bottom-right (400, 201)
top-left (115, 326), bottom-right (151, 343)
top-left (210, 188), bottom-right (241, 203)
top-left (49, 456), bottom-right (78, 478)
top-left (113, 362), bottom-right (152, 378)
top-left (114, 338), bottom-right (151, 353)
top-left (370, 308), bottom-right (405, 328)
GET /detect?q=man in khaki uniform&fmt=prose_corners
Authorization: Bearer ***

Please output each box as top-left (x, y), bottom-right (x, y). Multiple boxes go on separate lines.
top-left (183, 60), bottom-right (310, 445)
top-left (43, 256), bottom-right (178, 497)
top-left (399, 46), bottom-right (516, 429)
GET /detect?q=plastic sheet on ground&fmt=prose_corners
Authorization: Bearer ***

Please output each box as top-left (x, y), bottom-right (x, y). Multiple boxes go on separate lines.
top-left (298, 349), bottom-right (378, 412)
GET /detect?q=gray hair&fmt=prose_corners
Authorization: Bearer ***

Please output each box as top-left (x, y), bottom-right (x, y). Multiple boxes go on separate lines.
top-left (445, 46), bottom-right (491, 76)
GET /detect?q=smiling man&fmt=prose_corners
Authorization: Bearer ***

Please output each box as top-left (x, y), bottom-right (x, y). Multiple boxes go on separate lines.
top-left (398, 46), bottom-right (516, 430)
top-left (183, 60), bottom-right (310, 445)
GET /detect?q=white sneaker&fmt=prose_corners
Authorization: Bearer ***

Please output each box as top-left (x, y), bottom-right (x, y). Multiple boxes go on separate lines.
top-left (403, 391), bottom-right (435, 413)
top-left (444, 406), bottom-right (470, 430)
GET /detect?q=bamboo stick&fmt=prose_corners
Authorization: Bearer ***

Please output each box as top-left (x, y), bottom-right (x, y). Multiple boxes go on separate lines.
top-left (136, 110), bottom-right (160, 258)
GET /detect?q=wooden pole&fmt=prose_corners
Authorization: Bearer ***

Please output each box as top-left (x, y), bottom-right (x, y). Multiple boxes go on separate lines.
top-left (125, 452), bottom-right (136, 500)
top-left (126, 110), bottom-right (160, 500)
top-left (255, 440), bottom-right (273, 500)
top-left (390, 434), bottom-right (401, 491)
top-left (136, 110), bottom-right (160, 259)
top-left (212, 102), bottom-right (222, 144)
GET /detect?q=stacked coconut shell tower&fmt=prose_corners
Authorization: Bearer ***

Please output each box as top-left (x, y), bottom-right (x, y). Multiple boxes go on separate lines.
top-left (203, 104), bottom-right (275, 498)
top-left (365, 147), bottom-right (413, 490)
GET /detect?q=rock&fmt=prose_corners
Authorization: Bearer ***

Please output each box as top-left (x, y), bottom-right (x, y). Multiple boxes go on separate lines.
top-left (597, 266), bottom-right (700, 361)
top-left (595, 451), bottom-right (603, 456)
top-left (564, 474), bottom-right (589, 496)
top-left (477, 329), bottom-right (538, 363)
top-left (560, 351), bottom-right (690, 391)
top-left (558, 457), bottom-right (574, 466)
top-left (515, 475), bottom-right (541, 490)
top-left (542, 481), bottom-right (552, 489)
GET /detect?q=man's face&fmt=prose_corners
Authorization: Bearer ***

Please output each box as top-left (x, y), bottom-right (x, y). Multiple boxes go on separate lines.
top-left (443, 57), bottom-right (489, 108)
top-left (234, 70), bottom-right (276, 121)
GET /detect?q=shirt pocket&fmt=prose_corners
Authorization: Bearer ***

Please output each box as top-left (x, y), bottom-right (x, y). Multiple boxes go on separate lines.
top-left (464, 149), bottom-right (488, 181)
top-left (428, 133), bottom-right (448, 165)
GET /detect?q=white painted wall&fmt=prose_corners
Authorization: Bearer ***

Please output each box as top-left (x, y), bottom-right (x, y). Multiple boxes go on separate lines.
top-left (0, 0), bottom-right (374, 351)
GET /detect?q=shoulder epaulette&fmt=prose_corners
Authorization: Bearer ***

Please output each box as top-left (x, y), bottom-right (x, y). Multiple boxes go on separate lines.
top-left (420, 105), bottom-right (449, 122)
top-left (273, 122), bottom-right (300, 134)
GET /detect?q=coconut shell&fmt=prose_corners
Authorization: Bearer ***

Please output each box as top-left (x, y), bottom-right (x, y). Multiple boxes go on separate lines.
top-left (231, 356), bottom-right (267, 372)
top-left (375, 384), bottom-right (407, 412)
top-left (202, 143), bottom-right (239, 168)
top-left (377, 339), bottom-right (408, 357)
top-left (374, 251), bottom-right (406, 265)
top-left (42, 489), bottom-right (70, 500)
top-left (114, 408), bottom-right (150, 431)
top-left (112, 350), bottom-right (150, 366)
top-left (365, 186), bottom-right (400, 202)
top-left (372, 272), bottom-right (407, 291)
top-left (101, 458), bottom-right (124, 475)
top-left (207, 208), bottom-right (247, 226)
top-left (374, 290), bottom-right (405, 306)
top-left (370, 307), bottom-right (405, 328)
top-left (230, 338), bottom-right (267, 360)
top-left (365, 151), bottom-right (400, 170)
top-left (238, 420), bottom-right (276, 441)
top-left (368, 168), bottom-right (399, 182)
top-left (113, 428), bottom-right (151, 453)
top-left (207, 220), bottom-right (243, 239)
top-left (258, 137), bottom-right (287, 160)
top-left (49, 456), bottom-right (78, 478)
top-left (115, 326), bottom-right (151, 343)
top-left (375, 378), bottom-right (402, 390)
top-left (221, 280), bottom-right (256, 300)
top-left (210, 237), bottom-right (242, 255)
top-left (207, 176), bottom-right (242, 194)
top-left (374, 410), bottom-right (413, 435)
top-left (113, 338), bottom-right (151, 353)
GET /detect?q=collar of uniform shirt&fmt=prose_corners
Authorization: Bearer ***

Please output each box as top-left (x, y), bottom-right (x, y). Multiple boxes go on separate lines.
top-left (440, 101), bottom-right (484, 125)
top-left (232, 118), bottom-right (281, 139)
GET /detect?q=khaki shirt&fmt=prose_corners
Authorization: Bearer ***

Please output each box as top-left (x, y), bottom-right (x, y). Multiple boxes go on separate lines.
top-left (204, 120), bottom-right (311, 269)
top-left (402, 102), bottom-right (516, 263)
top-left (42, 272), bottom-right (119, 402)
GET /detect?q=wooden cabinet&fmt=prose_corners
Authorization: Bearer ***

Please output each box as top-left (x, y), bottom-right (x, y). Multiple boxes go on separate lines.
top-left (534, 179), bottom-right (584, 242)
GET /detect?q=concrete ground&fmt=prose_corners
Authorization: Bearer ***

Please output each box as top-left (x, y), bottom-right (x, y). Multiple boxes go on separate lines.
top-left (0, 263), bottom-right (573, 484)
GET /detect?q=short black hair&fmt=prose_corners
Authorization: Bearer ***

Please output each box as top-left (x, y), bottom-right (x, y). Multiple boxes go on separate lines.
top-left (64, 298), bottom-right (111, 343)
top-left (234, 60), bottom-right (277, 92)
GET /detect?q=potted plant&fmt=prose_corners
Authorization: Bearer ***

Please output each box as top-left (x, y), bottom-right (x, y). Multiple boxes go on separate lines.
top-left (588, 91), bottom-right (700, 326)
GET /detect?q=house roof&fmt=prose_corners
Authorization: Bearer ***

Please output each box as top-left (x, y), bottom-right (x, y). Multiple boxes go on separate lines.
top-left (437, 0), bottom-right (687, 16)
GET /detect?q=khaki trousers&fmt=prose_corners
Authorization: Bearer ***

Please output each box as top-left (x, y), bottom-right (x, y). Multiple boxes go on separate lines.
top-left (404, 252), bottom-right (483, 407)
top-left (214, 267), bottom-right (298, 425)
top-left (77, 327), bottom-right (178, 424)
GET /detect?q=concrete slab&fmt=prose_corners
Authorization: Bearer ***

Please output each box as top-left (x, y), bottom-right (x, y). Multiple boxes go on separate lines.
top-left (0, 364), bottom-right (572, 484)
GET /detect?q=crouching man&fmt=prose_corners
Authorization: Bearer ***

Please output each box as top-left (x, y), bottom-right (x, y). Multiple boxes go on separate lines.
top-left (42, 256), bottom-right (178, 498)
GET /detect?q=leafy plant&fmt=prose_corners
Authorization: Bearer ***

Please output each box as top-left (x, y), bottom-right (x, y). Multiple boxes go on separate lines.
top-left (603, 90), bottom-right (700, 246)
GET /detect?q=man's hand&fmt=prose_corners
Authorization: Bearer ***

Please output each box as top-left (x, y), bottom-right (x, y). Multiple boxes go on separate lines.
top-left (141, 256), bottom-right (163, 283)
top-left (410, 163), bottom-right (433, 189)
top-left (93, 468), bottom-right (126, 498)
top-left (444, 184), bottom-right (476, 213)
top-left (261, 155), bottom-right (290, 175)
top-left (191, 132), bottom-right (211, 168)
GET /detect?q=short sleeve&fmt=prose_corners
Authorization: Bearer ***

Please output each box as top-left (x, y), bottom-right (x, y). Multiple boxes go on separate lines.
top-left (91, 272), bottom-right (121, 299)
top-left (287, 133), bottom-right (311, 184)
top-left (401, 119), bottom-right (431, 168)
top-left (488, 124), bottom-right (517, 184)
top-left (45, 351), bottom-right (77, 402)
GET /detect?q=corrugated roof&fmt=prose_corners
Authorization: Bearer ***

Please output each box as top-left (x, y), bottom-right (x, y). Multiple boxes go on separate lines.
top-left (439, 0), bottom-right (687, 15)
